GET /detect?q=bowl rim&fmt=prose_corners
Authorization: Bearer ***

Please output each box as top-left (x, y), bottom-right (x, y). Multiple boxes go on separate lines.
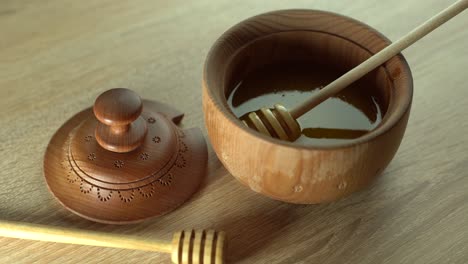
top-left (203, 9), bottom-right (413, 150)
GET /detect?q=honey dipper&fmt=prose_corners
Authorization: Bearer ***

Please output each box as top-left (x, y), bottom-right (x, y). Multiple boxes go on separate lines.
top-left (0, 220), bottom-right (225, 264)
top-left (241, 0), bottom-right (468, 141)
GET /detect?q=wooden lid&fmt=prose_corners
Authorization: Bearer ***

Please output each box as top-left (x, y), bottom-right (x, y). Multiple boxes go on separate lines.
top-left (44, 88), bottom-right (207, 224)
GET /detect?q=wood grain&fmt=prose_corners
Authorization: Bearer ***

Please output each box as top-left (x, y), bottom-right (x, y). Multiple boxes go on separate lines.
top-left (0, 0), bottom-right (467, 263)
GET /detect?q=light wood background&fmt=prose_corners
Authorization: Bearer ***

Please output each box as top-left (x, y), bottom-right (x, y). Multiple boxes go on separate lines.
top-left (1, 0), bottom-right (467, 263)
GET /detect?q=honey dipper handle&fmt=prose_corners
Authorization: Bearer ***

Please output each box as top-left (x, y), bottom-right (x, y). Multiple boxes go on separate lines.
top-left (0, 220), bottom-right (172, 253)
top-left (289, 0), bottom-right (468, 119)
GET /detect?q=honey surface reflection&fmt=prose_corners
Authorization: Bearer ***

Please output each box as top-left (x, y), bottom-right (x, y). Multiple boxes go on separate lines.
top-left (227, 62), bottom-right (383, 145)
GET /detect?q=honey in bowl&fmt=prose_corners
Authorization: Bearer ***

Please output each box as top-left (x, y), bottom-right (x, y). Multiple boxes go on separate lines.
top-left (228, 61), bottom-right (383, 145)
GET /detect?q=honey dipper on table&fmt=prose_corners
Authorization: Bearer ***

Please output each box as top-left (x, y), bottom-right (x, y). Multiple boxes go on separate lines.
top-left (0, 220), bottom-right (226, 264)
top-left (241, 0), bottom-right (468, 141)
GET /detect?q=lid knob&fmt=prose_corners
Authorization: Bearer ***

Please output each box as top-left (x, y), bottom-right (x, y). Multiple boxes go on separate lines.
top-left (93, 88), bottom-right (148, 153)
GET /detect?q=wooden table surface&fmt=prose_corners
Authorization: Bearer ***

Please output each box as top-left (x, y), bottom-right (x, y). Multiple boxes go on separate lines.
top-left (1, 0), bottom-right (467, 263)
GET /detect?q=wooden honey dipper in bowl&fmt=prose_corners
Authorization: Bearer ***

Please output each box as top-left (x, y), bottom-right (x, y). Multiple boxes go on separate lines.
top-left (241, 0), bottom-right (468, 141)
top-left (0, 220), bottom-right (226, 264)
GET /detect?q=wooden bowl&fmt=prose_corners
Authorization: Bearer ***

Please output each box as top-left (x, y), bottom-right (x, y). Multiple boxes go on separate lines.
top-left (202, 10), bottom-right (413, 203)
